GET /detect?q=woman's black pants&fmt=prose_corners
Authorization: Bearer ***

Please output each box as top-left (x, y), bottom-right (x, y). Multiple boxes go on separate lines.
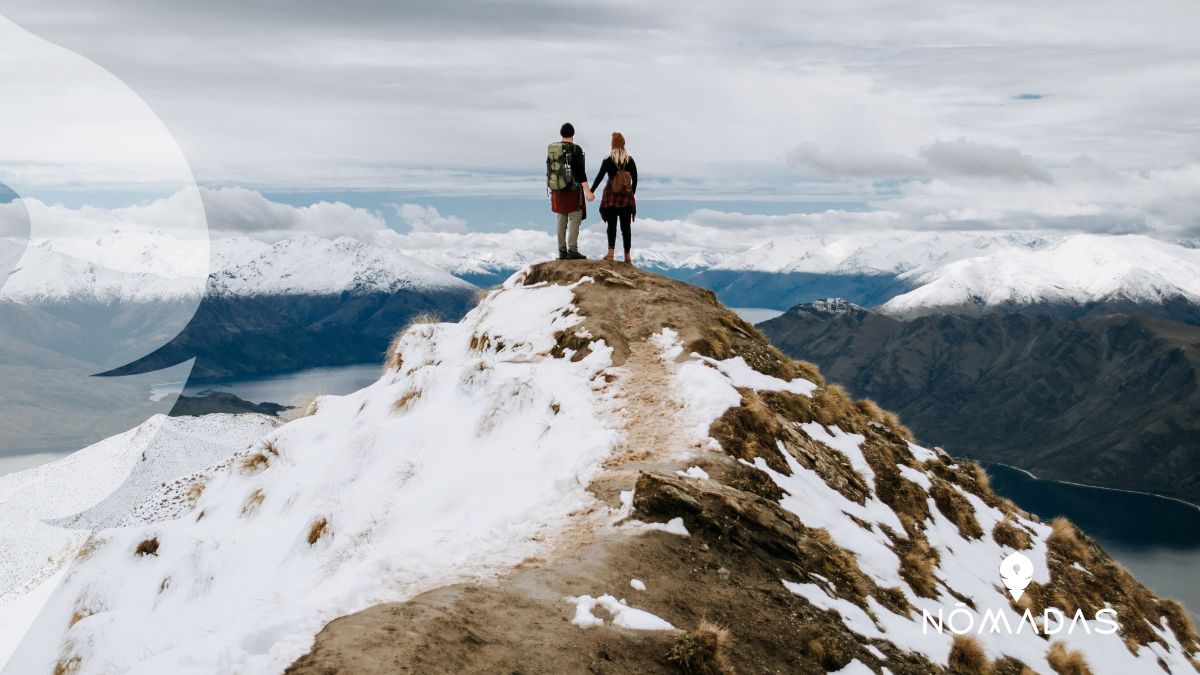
top-left (605, 209), bottom-right (633, 250)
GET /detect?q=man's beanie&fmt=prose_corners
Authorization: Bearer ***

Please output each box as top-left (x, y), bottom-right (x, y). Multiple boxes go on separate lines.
top-left (611, 132), bottom-right (625, 149)
top-left (560, 122), bottom-right (575, 137)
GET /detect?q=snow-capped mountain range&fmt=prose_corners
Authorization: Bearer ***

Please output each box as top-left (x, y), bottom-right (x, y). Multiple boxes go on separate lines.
top-left (1, 263), bottom-right (1195, 673)
top-left (0, 233), bottom-right (472, 303)
top-left (881, 234), bottom-right (1200, 314)
top-left (4, 229), bottom-right (1199, 315)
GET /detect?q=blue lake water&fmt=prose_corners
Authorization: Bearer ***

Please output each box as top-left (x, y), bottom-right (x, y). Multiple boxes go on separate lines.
top-left (980, 462), bottom-right (1200, 621)
top-left (178, 363), bottom-right (384, 406)
top-left (733, 307), bottom-right (784, 324)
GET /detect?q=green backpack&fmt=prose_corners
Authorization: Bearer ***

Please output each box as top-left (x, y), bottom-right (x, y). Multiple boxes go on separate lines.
top-left (546, 142), bottom-right (577, 191)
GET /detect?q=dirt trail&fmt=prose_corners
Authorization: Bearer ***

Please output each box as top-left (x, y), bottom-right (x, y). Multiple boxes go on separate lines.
top-left (588, 337), bottom-right (704, 507)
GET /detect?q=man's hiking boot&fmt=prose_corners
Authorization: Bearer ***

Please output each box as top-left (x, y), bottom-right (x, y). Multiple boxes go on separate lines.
top-left (557, 248), bottom-right (569, 260)
top-left (567, 249), bottom-right (587, 260)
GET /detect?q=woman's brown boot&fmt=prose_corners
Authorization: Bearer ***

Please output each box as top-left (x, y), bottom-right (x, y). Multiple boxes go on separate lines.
top-left (603, 248), bottom-right (615, 261)
top-left (623, 249), bottom-right (633, 265)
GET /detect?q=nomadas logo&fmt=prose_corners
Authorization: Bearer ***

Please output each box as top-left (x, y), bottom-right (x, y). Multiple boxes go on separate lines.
top-left (922, 552), bottom-right (1119, 636)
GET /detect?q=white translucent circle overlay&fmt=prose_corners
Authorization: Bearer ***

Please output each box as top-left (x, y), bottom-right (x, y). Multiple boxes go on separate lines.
top-left (0, 15), bottom-right (209, 460)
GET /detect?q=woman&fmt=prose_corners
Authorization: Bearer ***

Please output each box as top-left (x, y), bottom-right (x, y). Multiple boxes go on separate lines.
top-left (590, 131), bottom-right (638, 263)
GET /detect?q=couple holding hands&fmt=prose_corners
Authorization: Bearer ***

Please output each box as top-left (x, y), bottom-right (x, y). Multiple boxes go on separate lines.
top-left (546, 122), bottom-right (638, 263)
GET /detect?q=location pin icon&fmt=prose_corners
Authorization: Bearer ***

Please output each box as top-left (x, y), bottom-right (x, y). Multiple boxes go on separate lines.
top-left (999, 552), bottom-right (1034, 601)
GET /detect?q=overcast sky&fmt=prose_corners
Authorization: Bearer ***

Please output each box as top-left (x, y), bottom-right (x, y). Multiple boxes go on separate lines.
top-left (1, 0), bottom-right (1198, 239)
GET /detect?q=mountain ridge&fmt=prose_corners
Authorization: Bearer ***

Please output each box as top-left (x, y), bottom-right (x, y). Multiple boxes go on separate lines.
top-left (761, 301), bottom-right (1200, 504)
top-left (3, 262), bottom-right (1196, 674)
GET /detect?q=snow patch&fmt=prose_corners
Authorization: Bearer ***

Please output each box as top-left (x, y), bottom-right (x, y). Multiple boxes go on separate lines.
top-left (569, 595), bottom-right (676, 631)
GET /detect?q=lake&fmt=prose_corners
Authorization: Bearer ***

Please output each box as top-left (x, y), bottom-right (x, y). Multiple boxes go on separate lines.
top-left (981, 462), bottom-right (1200, 620)
top-left (176, 363), bottom-right (384, 406)
top-left (733, 307), bottom-right (784, 324)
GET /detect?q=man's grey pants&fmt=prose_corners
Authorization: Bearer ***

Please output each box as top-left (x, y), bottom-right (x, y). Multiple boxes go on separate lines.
top-left (556, 210), bottom-right (582, 253)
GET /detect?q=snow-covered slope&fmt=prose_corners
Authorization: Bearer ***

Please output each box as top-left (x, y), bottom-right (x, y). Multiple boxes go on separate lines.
top-left (0, 414), bottom-right (276, 667)
top-left (2, 274), bottom-right (620, 674)
top-left (2, 262), bottom-right (1196, 674)
top-left (883, 234), bottom-right (1200, 314)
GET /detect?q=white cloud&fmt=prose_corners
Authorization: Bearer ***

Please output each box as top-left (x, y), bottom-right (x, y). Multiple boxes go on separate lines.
top-left (391, 203), bottom-right (468, 233)
top-left (788, 138), bottom-right (1052, 183)
top-left (199, 187), bottom-right (387, 241)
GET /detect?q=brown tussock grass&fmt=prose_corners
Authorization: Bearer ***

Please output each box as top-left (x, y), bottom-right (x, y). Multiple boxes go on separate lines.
top-left (393, 389), bottom-right (423, 413)
top-left (666, 619), bottom-right (734, 674)
top-left (386, 312), bottom-right (440, 371)
top-left (1046, 517), bottom-right (1090, 564)
top-left (899, 535), bottom-right (941, 598)
top-left (708, 390), bottom-right (788, 473)
top-left (53, 654), bottom-right (82, 675)
top-left (1046, 641), bottom-right (1094, 675)
top-left (185, 478), bottom-right (207, 505)
top-left (931, 480), bottom-right (984, 540)
top-left (992, 519), bottom-right (1033, 550)
top-left (307, 517), bottom-right (329, 546)
top-left (242, 488), bottom-right (265, 516)
top-left (134, 537), bottom-right (159, 557)
top-left (1157, 598), bottom-right (1200, 654)
top-left (991, 656), bottom-right (1037, 675)
top-left (68, 606), bottom-right (93, 629)
top-left (948, 634), bottom-right (992, 674)
top-left (75, 536), bottom-right (101, 562)
top-left (239, 439), bottom-right (280, 474)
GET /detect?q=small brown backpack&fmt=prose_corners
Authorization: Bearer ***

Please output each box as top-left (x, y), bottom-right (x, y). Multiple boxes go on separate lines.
top-left (611, 159), bottom-right (633, 195)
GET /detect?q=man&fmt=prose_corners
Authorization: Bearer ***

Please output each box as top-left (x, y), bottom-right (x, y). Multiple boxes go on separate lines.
top-left (546, 122), bottom-right (595, 260)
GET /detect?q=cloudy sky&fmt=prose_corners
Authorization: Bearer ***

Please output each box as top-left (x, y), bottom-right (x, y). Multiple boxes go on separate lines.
top-left (1, 0), bottom-right (1198, 242)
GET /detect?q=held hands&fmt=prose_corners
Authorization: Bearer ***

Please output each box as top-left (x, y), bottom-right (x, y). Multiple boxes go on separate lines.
top-left (585, 189), bottom-right (596, 202)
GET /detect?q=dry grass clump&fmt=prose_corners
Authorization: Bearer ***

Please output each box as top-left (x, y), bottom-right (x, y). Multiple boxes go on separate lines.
top-left (386, 312), bottom-right (440, 370)
top-left (393, 389), bottom-right (423, 413)
top-left (856, 397), bottom-right (886, 421)
top-left (53, 654), bottom-right (82, 675)
top-left (307, 517), bottom-right (329, 546)
top-left (683, 310), bottom-right (800, 381)
top-left (1046, 641), bottom-right (1094, 675)
top-left (948, 634), bottom-right (992, 674)
top-left (68, 604), bottom-right (94, 629)
top-left (1046, 517), bottom-right (1090, 564)
top-left (1157, 598), bottom-right (1200, 654)
top-left (802, 630), bottom-right (855, 672)
top-left (239, 439), bottom-right (280, 474)
top-left (242, 488), bottom-right (266, 516)
top-left (185, 478), bottom-right (207, 505)
top-left (791, 359), bottom-right (825, 387)
top-left (134, 537), bottom-right (160, 557)
top-left (812, 384), bottom-right (860, 428)
top-left (666, 619), bottom-right (734, 674)
top-left (930, 480), bottom-right (984, 539)
top-left (898, 535), bottom-right (941, 598)
top-left (708, 391), bottom-right (788, 473)
top-left (75, 536), bottom-right (101, 562)
top-left (991, 656), bottom-right (1036, 675)
top-left (992, 519), bottom-right (1033, 550)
